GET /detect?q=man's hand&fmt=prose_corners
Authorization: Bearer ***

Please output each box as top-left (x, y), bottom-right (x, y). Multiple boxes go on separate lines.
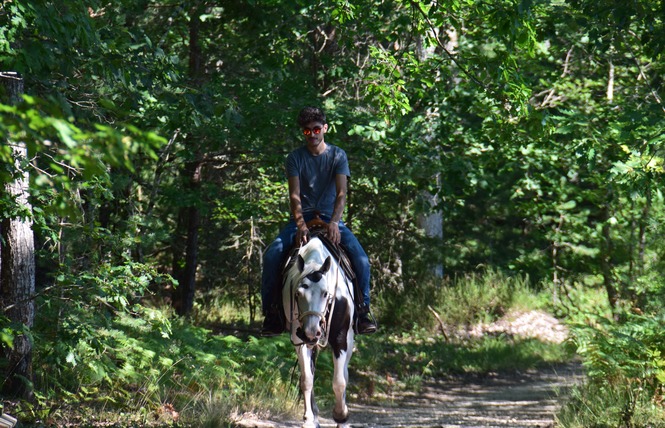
top-left (328, 221), bottom-right (341, 244)
top-left (296, 224), bottom-right (309, 245)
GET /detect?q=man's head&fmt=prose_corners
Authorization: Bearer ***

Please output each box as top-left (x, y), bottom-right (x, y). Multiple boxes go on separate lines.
top-left (298, 107), bottom-right (328, 154)
top-left (297, 106), bottom-right (327, 128)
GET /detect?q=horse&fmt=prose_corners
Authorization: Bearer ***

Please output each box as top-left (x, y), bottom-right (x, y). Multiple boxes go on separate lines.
top-left (282, 232), bottom-right (356, 428)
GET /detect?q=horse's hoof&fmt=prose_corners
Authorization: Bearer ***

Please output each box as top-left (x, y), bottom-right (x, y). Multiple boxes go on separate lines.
top-left (301, 422), bottom-right (319, 428)
top-left (333, 408), bottom-right (349, 423)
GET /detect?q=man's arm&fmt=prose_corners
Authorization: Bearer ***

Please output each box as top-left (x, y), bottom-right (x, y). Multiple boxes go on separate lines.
top-left (288, 176), bottom-right (309, 244)
top-left (328, 173), bottom-right (347, 244)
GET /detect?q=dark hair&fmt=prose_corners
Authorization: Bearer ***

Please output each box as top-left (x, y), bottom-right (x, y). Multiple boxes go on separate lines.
top-left (297, 106), bottom-right (326, 127)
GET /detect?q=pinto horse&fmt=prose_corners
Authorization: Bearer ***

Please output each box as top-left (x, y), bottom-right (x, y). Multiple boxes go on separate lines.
top-left (282, 232), bottom-right (355, 428)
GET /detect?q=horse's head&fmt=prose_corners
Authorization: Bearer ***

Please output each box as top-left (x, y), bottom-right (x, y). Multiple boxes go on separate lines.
top-left (294, 254), bottom-right (333, 346)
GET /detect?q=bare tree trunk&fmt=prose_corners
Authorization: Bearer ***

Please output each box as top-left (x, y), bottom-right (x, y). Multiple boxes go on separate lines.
top-left (551, 213), bottom-right (565, 306)
top-left (1, 72), bottom-right (35, 399)
top-left (246, 216), bottom-right (258, 323)
top-left (415, 30), bottom-right (449, 279)
top-left (607, 58), bottom-right (614, 103)
top-left (417, 187), bottom-right (444, 277)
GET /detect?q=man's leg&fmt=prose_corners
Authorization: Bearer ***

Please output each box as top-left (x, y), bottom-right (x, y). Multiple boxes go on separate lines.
top-left (261, 222), bottom-right (297, 335)
top-left (338, 223), bottom-right (377, 334)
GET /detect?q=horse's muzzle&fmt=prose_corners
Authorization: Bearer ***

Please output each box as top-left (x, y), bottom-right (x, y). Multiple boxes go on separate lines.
top-left (296, 327), bottom-right (320, 347)
top-left (297, 314), bottom-right (326, 347)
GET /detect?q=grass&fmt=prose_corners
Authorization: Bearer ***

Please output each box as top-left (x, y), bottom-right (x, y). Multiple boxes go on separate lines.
top-left (195, 327), bottom-right (574, 426)
top-left (12, 267), bottom-right (665, 428)
top-left (376, 267), bottom-right (548, 333)
top-left (558, 302), bottom-right (665, 427)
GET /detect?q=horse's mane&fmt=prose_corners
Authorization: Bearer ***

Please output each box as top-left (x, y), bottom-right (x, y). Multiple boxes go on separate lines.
top-left (284, 237), bottom-right (333, 285)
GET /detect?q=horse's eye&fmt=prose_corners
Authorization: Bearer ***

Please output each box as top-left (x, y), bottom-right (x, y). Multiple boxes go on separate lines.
top-left (322, 291), bottom-right (328, 299)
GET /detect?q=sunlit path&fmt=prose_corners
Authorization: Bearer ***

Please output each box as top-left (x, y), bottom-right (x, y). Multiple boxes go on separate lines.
top-left (235, 363), bottom-right (584, 427)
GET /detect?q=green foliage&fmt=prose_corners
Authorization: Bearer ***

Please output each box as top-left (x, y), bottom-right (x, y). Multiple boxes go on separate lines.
top-left (562, 306), bottom-right (665, 426)
top-left (0, 94), bottom-right (166, 232)
top-left (571, 311), bottom-right (665, 391)
top-left (556, 380), bottom-right (665, 428)
top-left (33, 263), bottom-right (175, 396)
top-left (0, 315), bottom-right (24, 375)
top-left (3, 0), bottom-right (662, 319)
top-left (22, 260), bottom-right (299, 425)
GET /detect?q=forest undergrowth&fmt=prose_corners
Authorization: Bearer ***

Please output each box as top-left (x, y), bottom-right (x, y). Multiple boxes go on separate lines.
top-left (3, 268), bottom-right (664, 427)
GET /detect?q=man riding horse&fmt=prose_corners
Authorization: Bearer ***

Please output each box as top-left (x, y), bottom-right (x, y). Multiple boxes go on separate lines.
top-left (261, 106), bottom-right (377, 336)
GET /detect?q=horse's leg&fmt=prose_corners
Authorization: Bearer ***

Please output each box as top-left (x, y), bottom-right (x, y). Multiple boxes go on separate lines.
top-left (331, 334), bottom-right (354, 425)
top-left (296, 345), bottom-right (319, 428)
top-left (328, 295), bottom-right (354, 427)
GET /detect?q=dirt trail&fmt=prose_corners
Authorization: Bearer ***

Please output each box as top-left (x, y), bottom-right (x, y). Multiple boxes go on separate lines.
top-left (235, 363), bottom-right (583, 428)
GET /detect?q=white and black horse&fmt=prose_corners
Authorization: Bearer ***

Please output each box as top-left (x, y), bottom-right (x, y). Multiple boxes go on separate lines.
top-left (282, 234), bottom-right (355, 428)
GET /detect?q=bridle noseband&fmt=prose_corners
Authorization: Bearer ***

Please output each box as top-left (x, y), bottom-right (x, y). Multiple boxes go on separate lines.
top-left (293, 265), bottom-right (339, 349)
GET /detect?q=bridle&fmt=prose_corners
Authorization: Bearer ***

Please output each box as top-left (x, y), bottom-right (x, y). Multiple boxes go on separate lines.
top-left (293, 255), bottom-right (340, 349)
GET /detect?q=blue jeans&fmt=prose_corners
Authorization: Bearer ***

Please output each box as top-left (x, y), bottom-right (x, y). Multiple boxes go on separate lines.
top-left (262, 213), bottom-right (371, 314)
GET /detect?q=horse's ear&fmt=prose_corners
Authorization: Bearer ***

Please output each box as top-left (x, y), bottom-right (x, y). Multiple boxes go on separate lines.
top-left (320, 256), bottom-right (331, 274)
top-left (297, 255), bottom-right (305, 272)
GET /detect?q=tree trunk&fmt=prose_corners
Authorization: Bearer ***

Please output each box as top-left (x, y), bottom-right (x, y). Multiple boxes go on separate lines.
top-left (417, 187), bottom-right (444, 277)
top-left (171, 4), bottom-right (204, 316)
top-left (0, 72), bottom-right (35, 399)
top-left (415, 32), bottom-right (448, 279)
top-left (171, 156), bottom-right (202, 317)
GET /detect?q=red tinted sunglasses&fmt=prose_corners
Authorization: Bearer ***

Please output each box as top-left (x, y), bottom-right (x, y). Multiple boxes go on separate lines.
top-left (302, 126), bottom-right (323, 136)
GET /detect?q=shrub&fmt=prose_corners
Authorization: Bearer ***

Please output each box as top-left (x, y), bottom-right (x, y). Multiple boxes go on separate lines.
top-left (562, 310), bottom-right (665, 427)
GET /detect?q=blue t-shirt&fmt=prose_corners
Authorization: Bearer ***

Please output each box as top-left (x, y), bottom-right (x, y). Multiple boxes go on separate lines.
top-left (285, 144), bottom-right (350, 217)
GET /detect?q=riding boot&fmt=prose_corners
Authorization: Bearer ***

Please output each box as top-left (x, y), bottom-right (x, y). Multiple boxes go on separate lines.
top-left (350, 275), bottom-right (377, 334)
top-left (261, 305), bottom-right (285, 336)
top-left (355, 304), bottom-right (377, 334)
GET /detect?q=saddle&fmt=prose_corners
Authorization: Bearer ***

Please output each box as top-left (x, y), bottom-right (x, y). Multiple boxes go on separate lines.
top-left (279, 215), bottom-right (359, 306)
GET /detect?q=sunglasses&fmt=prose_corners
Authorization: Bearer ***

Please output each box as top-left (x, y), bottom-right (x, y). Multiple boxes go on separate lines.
top-left (302, 126), bottom-right (323, 136)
